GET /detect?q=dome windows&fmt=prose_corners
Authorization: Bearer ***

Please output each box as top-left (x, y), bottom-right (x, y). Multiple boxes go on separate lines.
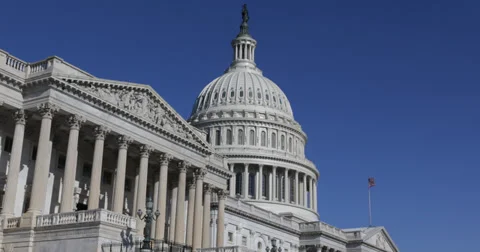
top-left (249, 130), bottom-right (255, 145)
top-left (271, 132), bottom-right (277, 148)
top-left (281, 135), bottom-right (285, 150)
top-left (238, 129), bottom-right (245, 145)
top-left (222, 90), bottom-right (226, 99)
top-left (273, 96), bottom-right (276, 103)
top-left (214, 91), bottom-right (219, 100)
top-left (230, 90), bottom-right (235, 98)
top-left (257, 92), bottom-right (261, 99)
top-left (261, 131), bottom-right (266, 146)
top-left (239, 90), bottom-right (244, 98)
top-left (248, 89), bottom-right (253, 98)
top-left (226, 129), bottom-right (233, 145)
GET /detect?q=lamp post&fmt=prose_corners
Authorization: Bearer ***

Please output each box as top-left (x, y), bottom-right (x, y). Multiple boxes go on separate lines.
top-left (266, 239), bottom-right (281, 252)
top-left (137, 197), bottom-right (160, 251)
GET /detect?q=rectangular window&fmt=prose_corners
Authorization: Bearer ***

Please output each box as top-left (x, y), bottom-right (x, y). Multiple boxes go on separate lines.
top-left (241, 236), bottom-right (247, 246)
top-left (82, 163), bottom-right (92, 177)
top-left (262, 174), bottom-right (267, 197)
top-left (206, 131), bottom-right (211, 144)
top-left (235, 172), bottom-right (242, 196)
top-left (3, 136), bottom-right (13, 153)
top-left (103, 171), bottom-right (113, 185)
top-left (31, 145), bottom-right (38, 160)
top-left (57, 154), bottom-right (66, 170)
top-left (248, 173), bottom-right (255, 197)
top-left (228, 232), bottom-right (234, 242)
top-left (290, 177), bottom-right (295, 202)
top-left (215, 129), bottom-right (221, 145)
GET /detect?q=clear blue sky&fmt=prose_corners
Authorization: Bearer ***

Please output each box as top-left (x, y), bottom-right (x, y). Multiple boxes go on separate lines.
top-left (2, 0), bottom-right (479, 251)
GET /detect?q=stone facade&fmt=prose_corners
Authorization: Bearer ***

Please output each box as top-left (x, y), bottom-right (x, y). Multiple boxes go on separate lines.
top-left (0, 6), bottom-right (399, 252)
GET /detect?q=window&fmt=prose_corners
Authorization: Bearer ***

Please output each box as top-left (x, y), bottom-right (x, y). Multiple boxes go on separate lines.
top-left (57, 154), bottom-right (66, 170)
top-left (249, 90), bottom-right (253, 98)
top-left (82, 163), bottom-right (92, 177)
top-left (266, 93), bottom-right (269, 100)
top-left (262, 173), bottom-right (267, 197)
top-left (290, 177), bottom-right (295, 202)
top-left (261, 131), bottom-right (266, 147)
top-left (214, 92), bottom-right (218, 100)
top-left (271, 133), bottom-right (277, 148)
top-left (257, 242), bottom-right (263, 252)
top-left (222, 91), bottom-right (226, 98)
top-left (103, 171), bottom-right (113, 184)
top-left (248, 173), bottom-right (255, 197)
top-left (206, 131), bottom-right (211, 143)
top-left (281, 175), bottom-right (285, 201)
top-left (228, 232), bottom-right (234, 242)
top-left (230, 90), bottom-right (235, 97)
top-left (257, 92), bottom-right (261, 99)
top-left (3, 136), bottom-right (13, 153)
top-left (249, 130), bottom-right (255, 145)
top-left (273, 96), bottom-right (276, 103)
top-left (238, 129), bottom-right (244, 145)
top-left (239, 90), bottom-right (244, 97)
top-left (226, 129), bottom-right (233, 145)
top-left (281, 135), bottom-right (285, 150)
top-left (215, 129), bottom-right (221, 146)
top-left (31, 145), bottom-right (38, 160)
top-left (288, 138), bottom-right (292, 152)
top-left (235, 172), bottom-right (242, 195)
top-left (125, 178), bottom-right (132, 192)
top-left (242, 236), bottom-right (247, 246)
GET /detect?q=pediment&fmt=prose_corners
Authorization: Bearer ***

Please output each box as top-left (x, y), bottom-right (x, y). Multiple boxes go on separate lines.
top-left (57, 76), bottom-right (211, 151)
top-left (364, 228), bottom-right (397, 252)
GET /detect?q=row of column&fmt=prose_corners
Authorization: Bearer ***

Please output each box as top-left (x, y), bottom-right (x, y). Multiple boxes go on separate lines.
top-left (228, 163), bottom-right (317, 211)
top-left (0, 103), bottom-right (226, 250)
top-left (234, 41), bottom-right (255, 61)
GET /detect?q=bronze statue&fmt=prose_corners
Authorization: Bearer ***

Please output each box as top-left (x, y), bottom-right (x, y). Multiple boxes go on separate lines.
top-left (242, 4), bottom-right (249, 23)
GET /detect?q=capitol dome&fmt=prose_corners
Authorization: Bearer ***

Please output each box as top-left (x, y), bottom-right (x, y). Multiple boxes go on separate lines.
top-left (189, 5), bottom-right (319, 222)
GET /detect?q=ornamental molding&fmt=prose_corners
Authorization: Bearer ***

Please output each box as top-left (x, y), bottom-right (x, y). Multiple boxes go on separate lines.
top-left (0, 72), bottom-right (24, 90)
top-left (206, 164), bottom-right (232, 179)
top-left (23, 76), bottom-right (212, 156)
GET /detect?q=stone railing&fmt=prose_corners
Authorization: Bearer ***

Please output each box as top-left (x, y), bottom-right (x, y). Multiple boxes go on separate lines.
top-left (198, 246), bottom-right (254, 252)
top-left (223, 196), bottom-right (299, 230)
top-left (5, 217), bottom-right (21, 229)
top-left (35, 209), bottom-right (136, 229)
top-left (299, 221), bottom-right (347, 239)
top-left (0, 49), bottom-right (94, 79)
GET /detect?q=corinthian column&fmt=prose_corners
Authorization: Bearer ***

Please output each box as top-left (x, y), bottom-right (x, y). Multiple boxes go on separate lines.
top-left (303, 175), bottom-right (308, 207)
top-left (60, 115), bottom-right (85, 213)
top-left (1, 110), bottom-right (26, 217)
top-left (192, 168), bottom-right (207, 250)
top-left (285, 168), bottom-right (290, 203)
top-left (294, 171), bottom-right (299, 205)
top-left (216, 189), bottom-right (227, 247)
top-left (309, 176), bottom-right (314, 209)
top-left (26, 103), bottom-right (59, 216)
top-left (272, 166), bottom-right (277, 201)
top-left (228, 163), bottom-right (235, 197)
top-left (88, 126), bottom-right (110, 210)
top-left (174, 161), bottom-right (189, 244)
top-left (243, 163), bottom-right (249, 199)
top-left (136, 144), bottom-right (152, 236)
top-left (202, 184), bottom-right (212, 248)
top-left (155, 153), bottom-right (172, 240)
top-left (258, 165), bottom-right (263, 200)
top-left (186, 179), bottom-right (196, 246)
top-left (112, 135), bottom-right (132, 213)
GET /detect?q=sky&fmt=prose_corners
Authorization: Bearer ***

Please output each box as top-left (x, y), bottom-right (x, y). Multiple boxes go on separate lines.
top-left (2, 0), bottom-right (479, 251)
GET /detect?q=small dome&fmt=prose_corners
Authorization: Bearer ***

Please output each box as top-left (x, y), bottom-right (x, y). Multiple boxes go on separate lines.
top-left (190, 71), bottom-right (294, 120)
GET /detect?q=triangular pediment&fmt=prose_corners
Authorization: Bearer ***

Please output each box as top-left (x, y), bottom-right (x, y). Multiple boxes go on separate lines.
top-left (363, 227), bottom-right (398, 252)
top-left (56, 76), bottom-right (212, 152)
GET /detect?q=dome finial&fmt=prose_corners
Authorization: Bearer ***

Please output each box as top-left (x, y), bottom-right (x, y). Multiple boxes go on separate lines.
top-left (238, 4), bottom-right (250, 37)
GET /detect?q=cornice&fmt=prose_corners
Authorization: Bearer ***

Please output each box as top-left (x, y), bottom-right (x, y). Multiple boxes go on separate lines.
top-left (23, 77), bottom-right (213, 156)
top-left (211, 202), bottom-right (300, 235)
top-left (206, 164), bottom-right (232, 179)
top-left (0, 72), bottom-right (24, 91)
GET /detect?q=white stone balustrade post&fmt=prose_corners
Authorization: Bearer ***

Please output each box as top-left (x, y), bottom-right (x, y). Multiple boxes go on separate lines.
top-left (60, 115), bottom-right (85, 213)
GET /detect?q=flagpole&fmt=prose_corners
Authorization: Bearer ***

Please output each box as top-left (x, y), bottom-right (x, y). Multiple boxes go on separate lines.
top-left (368, 186), bottom-right (372, 227)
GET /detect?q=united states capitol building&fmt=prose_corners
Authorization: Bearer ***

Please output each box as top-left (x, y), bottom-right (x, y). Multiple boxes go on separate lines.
top-left (0, 6), bottom-right (399, 252)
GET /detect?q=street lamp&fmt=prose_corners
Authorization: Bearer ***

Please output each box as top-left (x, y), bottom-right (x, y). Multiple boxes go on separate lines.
top-left (137, 197), bottom-right (160, 251)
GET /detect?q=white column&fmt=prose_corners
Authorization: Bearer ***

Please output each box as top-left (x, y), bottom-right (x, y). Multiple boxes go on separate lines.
top-left (60, 115), bottom-right (85, 213)
top-left (272, 166), bottom-right (277, 201)
top-left (309, 176), bottom-right (314, 209)
top-left (136, 145), bottom-right (152, 236)
top-left (155, 154), bottom-right (172, 240)
top-left (174, 161), bottom-right (189, 244)
top-left (88, 126), bottom-right (110, 210)
top-left (1, 110), bottom-right (26, 217)
top-left (193, 168), bottom-right (207, 251)
top-left (303, 174), bottom-right (308, 207)
top-left (229, 163), bottom-right (235, 197)
top-left (294, 171), bottom-right (299, 205)
top-left (26, 103), bottom-right (58, 216)
top-left (255, 167), bottom-right (260, 199)
top-left (169, 182), bottom-right (178, 241)
top-left (258, 165), bottom-right (263, 200)
top-left (186, 179), bottom-right (196, 246)
top-left (243, 163), bottom-right (249, 199)
top-left (112, 135), bottom-right (132, 213)
top-left (285, 168), bottom-right (290, 203)
top-left (132, 167), bottom-right (139, 216)
top-left (268, 168), bottom-right (273, 200)
top-left (313, 179), bottom-right (317, 212)
top-left (151, 170), bottom-right (160, 236)
top-left (202, 184), bottom-right (212, 248)
top-left (216, 190), bottom-right (227, 247)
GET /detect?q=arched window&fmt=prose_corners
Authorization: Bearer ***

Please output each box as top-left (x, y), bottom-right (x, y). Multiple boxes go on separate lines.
top-left (288, 137), bottom-right (292, 152)
top-left (215, 129), bottom-right (221, 146)
top-left (214, 92), bottom-right (218, 100)
top-left (271, 132), bottom-right (277, 148)
top-left (222, 91), bottom-right (226, 98)
top-left (226, 129), bottom-right (233, 145)
top-left (281, 135), bottom-right (285, 150)
top-left (257, 242), bottom-right (263, 252)
top-left (238, 129), bottom-right (245, 145)
top-left (240, 90), bottom-right (244, 97)
top-left (249, 130), bottom-right (255, 145)
top-left (261, 131), bottom-right (266, 146)
top-left (230, 90), bottom-right (235, 97)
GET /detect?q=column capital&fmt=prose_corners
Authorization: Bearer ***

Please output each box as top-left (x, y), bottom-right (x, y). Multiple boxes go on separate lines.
top-left (243, 163), bottom-right (249, 168)
top-left (139, 145), bottom-right (153, 158)
top-left (66, 114), bottom-right (86, 130)
top-left (13, 109), bottom-right (27, 125)
top-left (217, 189), bottom-right (228, 200)
top-left (188, 179), bottom-right (196, 190)
top-left (258, 164), bottom-right (263, 168)
top-left (178, 160), bottom-right (190, 173)
top-left (37, 102), bottom-right (59, 119)
top-left (93, 125), bottom-right (110, 140)
top-left (159, 153), bottom-right (173, 165)
top-left (195, 167), bottom-right (207, 180)
top-left (204, 184), bottom-right (213, 194)
top-left (117, 135), bottom-right (133, 149)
